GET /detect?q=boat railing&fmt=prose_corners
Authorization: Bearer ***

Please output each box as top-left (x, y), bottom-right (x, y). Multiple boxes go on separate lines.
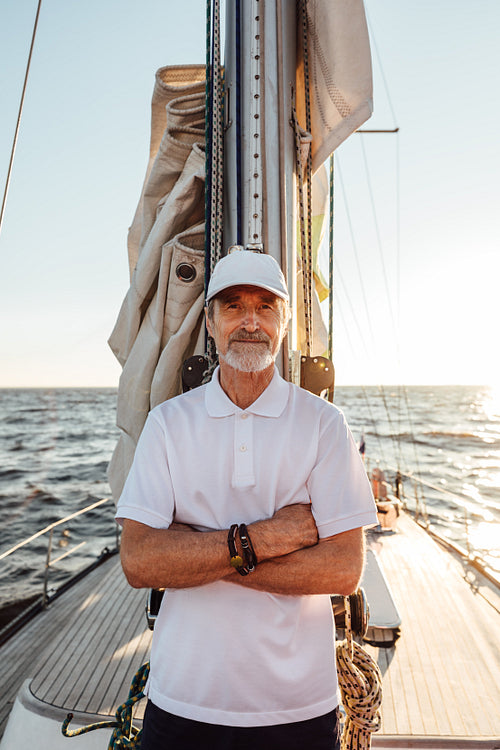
top-left (366, 460), bottom-right (499, 586)
top-left (0, 497), bottom-right (118, 622)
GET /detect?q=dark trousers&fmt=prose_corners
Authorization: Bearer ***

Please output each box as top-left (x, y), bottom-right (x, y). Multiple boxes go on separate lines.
top-left (140, 700), bottom-right (341, 750)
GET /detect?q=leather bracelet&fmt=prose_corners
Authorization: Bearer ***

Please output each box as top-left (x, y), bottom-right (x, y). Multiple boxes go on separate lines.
top-left (227, 524), bottom-right (249, 576)
top-left (238, 523), bottom-right (257, 572)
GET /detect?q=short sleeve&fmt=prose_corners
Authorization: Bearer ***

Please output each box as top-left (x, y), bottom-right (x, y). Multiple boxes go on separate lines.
top-left (307, 409), bottom-right (377, 538)
top-left (115, 411), bottom-right (175, 529)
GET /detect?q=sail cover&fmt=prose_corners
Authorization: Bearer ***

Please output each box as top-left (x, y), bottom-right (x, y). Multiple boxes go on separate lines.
top-left (108, 66), bottom-right (208, 499)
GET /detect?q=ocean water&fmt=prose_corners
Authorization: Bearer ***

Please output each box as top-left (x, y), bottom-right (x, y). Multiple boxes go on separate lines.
top-left (0, 389), bottom-right (119, 623)
top-left (334, 384), bottom-right (500, 573)
top-left (0, 385), bottom-right (499, 625)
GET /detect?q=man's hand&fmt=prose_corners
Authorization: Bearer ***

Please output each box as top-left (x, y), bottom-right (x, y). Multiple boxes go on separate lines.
top-left (272, 503), bottom-right (319, 546)
top-left (227, 527), bottom-right (365, 597)
top-left (250, 503), bottom-right (318, 561)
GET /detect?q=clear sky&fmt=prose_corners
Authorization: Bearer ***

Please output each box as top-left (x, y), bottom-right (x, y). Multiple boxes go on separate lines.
top-left (0, 0), bottom-right (498, 387)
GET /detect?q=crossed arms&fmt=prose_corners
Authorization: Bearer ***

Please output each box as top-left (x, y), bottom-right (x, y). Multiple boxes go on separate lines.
top-left (120, 504), bottom-right (365, 597)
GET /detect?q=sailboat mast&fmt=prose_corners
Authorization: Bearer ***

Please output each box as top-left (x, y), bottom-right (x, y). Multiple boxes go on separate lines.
top-left (223, 1), bottom-right (299, 370)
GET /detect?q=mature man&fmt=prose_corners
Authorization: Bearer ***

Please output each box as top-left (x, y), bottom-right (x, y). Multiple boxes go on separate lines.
top-left (116, 250), bottom-right (377, 750)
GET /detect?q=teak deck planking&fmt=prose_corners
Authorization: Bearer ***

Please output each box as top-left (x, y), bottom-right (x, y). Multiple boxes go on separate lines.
top-left (367, 512), bottom-right (500, 741)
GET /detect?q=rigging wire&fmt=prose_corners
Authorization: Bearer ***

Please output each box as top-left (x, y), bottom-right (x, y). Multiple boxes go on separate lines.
top-left (359, 134), bottom-right (398, 341)
top-left (335, 154), bottom-right (404, 471)
top-left (359, 131), bottom-right (409, 474)
top-left (235, 0), bottom-right (242, 245)
top-left (334, 292), bottom-right (389, 467)
top-left (0, 0), bottom-right (42, 241)
top-left (335, 158), bottom-right (376, 347)
top-left (364, 6), bottom-right (419, 478)
top-left (358, 122), bottom-right (423, 490)
top-left (328, 154), bottom-right (334, 361)
top-left (365, 10), bottom-right (399, 130)
top-left (401, 386), bottom-right (427, 510)
top-left (329, 188), bottom-right (391, 467)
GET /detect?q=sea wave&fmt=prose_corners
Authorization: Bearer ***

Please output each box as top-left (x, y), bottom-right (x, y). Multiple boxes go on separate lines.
top-left (423, 430), bottom-right (484, 439)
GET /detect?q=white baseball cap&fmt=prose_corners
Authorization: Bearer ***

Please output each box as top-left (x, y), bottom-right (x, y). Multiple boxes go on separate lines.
top-left (206, 250), bottom-right (289, 303)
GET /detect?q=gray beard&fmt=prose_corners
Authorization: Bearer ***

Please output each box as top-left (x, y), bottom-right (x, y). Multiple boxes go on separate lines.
top-left (219, 342), bottom-right (275, 372)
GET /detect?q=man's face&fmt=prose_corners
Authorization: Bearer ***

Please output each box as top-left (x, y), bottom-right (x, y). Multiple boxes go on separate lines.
top-left (206, 285), bottom-right (288, 373)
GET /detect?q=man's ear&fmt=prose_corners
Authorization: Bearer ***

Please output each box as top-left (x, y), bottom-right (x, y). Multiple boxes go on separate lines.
top-left (281, 305), bottom-right (290, 340)
top-left (205, 307), bottom-right (214, 338)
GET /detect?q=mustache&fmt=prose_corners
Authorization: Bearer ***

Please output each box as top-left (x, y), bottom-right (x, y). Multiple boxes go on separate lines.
top-left (228, 330), bottom-right (271, 344)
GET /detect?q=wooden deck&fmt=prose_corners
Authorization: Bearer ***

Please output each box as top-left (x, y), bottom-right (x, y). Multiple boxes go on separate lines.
top-left (1, 511), bottom-right (499, 746)
top-left (0, 555), bottom-right (151, 739)
top-left (367, 512), bottom-right (500, 743)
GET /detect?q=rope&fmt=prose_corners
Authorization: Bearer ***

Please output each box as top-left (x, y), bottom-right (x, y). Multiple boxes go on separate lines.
top-left (328, 153), bottom-right (334, 362)
top-left (61, 662), bottom-right (150, 749)
top-left (336, 599), bottom-right (382, 749)
top-left (300, 0), bottom-right (314, 349)
top-left (235, 0), bottom-right (242, 244)
top-left (291, 102), bottom-right (312, 356)
top-left (209, 0), bottom-right (224, 274)
top-left (293, 0), bottom-right (314, 356)
top-left (204, 0), bottom-right (224, 277)
top-left (204, 0), bottom-right (224, 365)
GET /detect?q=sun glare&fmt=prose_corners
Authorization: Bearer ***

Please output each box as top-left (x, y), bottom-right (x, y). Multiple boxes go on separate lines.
top-left (483, 384), bottom-right (500, 422)
top-left (469, 522), bottom-right (500, 561)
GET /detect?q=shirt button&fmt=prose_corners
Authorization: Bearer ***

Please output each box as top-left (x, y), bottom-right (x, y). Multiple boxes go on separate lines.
top-left (241, 413), bottom-right (248, 420)
top-left (240, 445), bottom-right (247, 452)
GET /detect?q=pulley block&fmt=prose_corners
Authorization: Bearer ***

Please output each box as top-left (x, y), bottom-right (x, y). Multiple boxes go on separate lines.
top-left (300, 355), bottom-right (335, 401)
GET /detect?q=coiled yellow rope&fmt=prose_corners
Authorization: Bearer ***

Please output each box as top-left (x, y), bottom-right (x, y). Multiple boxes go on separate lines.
top-left (336, 598), bottom-right (382, 749)
top-left (61, 662), bottom-right (149, 748)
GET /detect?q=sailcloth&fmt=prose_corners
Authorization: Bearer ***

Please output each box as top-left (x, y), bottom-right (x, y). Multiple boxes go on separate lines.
top-left (297, 0), bottom-right (373, 174)
top-left (108, 66), bottom-right (207, 499)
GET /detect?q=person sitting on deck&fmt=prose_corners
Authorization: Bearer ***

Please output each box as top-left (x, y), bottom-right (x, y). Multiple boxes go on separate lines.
top-left (371, 467), bottom-right (400, 531)
top-left (116, 250), bottom-right (377, 750)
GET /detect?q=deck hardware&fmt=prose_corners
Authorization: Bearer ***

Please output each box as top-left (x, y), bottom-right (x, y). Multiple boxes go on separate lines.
top-left (182, 355), bottom-right (210, 392)
top-left (300, 355), bottom-right (335, 401)
top-left (176, 263), bottom-right (197, 282)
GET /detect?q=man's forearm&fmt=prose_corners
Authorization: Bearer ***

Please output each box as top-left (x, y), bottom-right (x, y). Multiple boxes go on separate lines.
top-left (226, 528), bottom-right (365, 597)
top-left (120, 503), bottom-right (318, 589)
top-left (121, 524), bottom-right (232, 589)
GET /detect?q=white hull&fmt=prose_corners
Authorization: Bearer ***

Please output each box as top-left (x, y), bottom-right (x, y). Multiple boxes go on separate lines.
top-left (1, 683), bottom-right (113, 750)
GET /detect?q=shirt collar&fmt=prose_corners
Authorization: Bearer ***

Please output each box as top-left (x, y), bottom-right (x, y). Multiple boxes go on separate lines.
top-left (205, 366), bottom-right (289, 418)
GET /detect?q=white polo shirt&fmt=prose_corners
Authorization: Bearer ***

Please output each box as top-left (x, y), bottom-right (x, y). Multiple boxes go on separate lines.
top-left (116, 367), bottom-right (377, 727)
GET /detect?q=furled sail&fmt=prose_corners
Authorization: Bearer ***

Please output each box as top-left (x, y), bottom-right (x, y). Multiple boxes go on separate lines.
top-left (108, 66), bottom-right (208, 499)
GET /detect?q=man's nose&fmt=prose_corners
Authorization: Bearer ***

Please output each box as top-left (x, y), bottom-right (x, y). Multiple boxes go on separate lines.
top-left (240, 307), bottom-right (260, 330)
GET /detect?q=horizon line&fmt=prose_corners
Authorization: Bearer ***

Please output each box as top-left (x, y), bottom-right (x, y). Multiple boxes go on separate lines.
top-left (0, 383), bottom-right (492, 390)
